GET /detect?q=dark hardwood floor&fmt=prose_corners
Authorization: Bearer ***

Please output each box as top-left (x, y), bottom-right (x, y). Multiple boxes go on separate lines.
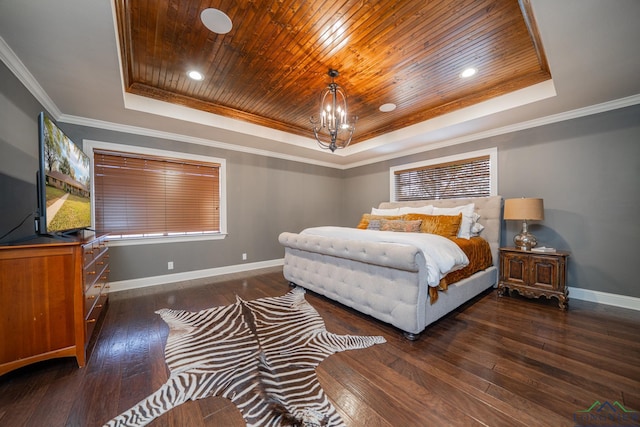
top-left (1, 267), bottom-right (639, 426)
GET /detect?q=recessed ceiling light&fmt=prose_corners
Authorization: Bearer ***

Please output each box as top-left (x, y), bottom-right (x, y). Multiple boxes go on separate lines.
top-left (379, 103), bottom-right (397, 112)
top-left (188, 70), bottom-right (204, 81)
top-left (201, 8), bottom-right (232, 34)
top-left (460, 67), bottom-right (477, 78)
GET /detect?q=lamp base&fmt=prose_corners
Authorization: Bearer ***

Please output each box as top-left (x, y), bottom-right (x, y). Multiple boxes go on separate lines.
top-left (514, 220), bottom-right (538, 251)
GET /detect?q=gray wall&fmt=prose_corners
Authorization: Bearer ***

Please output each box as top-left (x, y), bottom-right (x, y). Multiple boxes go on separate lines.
top-left (344, 104), bottom-right (640, 297)
top-left (0, 61), bottom-right (44, 240)
top-left (2, 59), bottom-right (639, 297)
top-left (0, 61), bottom-right (345, 282)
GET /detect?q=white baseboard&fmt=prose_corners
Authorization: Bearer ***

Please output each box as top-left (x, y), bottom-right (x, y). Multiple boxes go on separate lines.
top-left (108, 259), bottom-right (284, 293)
top-left (108, 264), bottom-right (640, 312)
top-left (568, 286), bottom-right (640, 311)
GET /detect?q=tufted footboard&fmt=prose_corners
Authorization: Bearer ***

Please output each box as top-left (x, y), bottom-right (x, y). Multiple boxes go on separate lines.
top-left (279, 232), bottom-right (430, 335)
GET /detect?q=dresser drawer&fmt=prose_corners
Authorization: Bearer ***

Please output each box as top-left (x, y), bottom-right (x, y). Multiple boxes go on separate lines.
top-left (85, 294), bottom-right (108, 342)
top-left (83, 240), bottom-right (106, 265)
top-left (84, 282), bottom-right (102, 316)
top-left (85, 264), bottom-right (109, 313)
top-left (84, 253), bottom-right (110, 291)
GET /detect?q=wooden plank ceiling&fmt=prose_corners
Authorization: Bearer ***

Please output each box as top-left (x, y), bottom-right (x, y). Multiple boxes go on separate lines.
top-left (114, 0), bottom-right (549, 145)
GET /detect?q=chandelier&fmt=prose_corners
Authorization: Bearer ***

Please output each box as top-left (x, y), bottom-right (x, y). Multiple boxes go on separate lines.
top-left (310, 69), bottom-right (358, 152)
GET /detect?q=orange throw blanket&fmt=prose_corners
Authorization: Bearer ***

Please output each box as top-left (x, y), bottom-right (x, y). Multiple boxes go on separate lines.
top-left (429, 236), bottom-right (493, 304)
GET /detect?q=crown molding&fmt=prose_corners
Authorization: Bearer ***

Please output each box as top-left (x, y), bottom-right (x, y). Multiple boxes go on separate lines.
top-left (3, 35), bottom-right (639, 171)
top-left (61, 93), bottom-right (640, 171)
top-left (343, 93), bottom-right (640, 169)
top-left (0, 36), bottom-right (61, 118)
top-left (60, 113), bottom-right (341, 169)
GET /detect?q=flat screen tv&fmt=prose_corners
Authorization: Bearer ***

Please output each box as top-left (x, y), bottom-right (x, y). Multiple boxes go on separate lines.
top-left (36, 112), bottom-right (92, 236)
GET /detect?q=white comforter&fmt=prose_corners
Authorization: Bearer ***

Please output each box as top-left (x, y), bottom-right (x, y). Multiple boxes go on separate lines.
top-left (300, 226), bottom-right (469, 287)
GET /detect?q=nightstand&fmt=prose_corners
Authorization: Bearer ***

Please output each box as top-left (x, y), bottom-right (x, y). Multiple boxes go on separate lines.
top-left (497, 247), bottom-right (569, 310)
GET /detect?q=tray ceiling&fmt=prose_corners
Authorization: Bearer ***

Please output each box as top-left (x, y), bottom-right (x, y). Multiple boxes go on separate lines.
top-left (114, 0), bottom-right (550, 145)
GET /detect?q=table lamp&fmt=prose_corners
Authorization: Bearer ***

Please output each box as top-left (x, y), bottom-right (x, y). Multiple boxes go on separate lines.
top-left (504, 198), bottom-right (544, 250)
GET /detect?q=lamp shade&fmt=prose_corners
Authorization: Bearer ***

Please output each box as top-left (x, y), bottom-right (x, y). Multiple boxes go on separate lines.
top-left (504, 198), bottom-right (544, 221)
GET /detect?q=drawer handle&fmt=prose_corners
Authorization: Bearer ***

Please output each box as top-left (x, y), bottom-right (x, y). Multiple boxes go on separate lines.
top-left (95, 304), bottom-right (103, 309)
top-left (97, 261), bottom-right (104, 265)
top-left (86, 318), bottom-right (97, 324)
top-left (85, 250), bottom-right (94, 255)
top-left (87, 295), bottom-right (96, 300)
top-left (94, 284), bottom-right (102, 288)
top-left (88, 270), bottom-right (96, 275)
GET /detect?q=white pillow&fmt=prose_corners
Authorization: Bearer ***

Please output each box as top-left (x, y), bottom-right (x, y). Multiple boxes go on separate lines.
top-left (397, 205), bottom-right (434, 215)
top-left (432, 203), bottom-right (475, 239)
top-left (371, 207), bottom-right (400, 215)
top-left (470, 213), bottom-right (484, 236)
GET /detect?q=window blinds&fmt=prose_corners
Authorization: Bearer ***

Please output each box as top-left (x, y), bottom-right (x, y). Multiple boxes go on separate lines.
top-left (93, 149), bottom-right (220, 236)
top-left (393, 155), bottom-right (491, 201)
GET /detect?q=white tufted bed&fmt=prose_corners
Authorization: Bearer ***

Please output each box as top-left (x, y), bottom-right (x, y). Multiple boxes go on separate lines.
top-left (278, 196), bottom-right (502, 339)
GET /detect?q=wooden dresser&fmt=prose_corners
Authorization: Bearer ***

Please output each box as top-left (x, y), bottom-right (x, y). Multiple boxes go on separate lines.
top-left (0, 233), bottom-right (110, 376)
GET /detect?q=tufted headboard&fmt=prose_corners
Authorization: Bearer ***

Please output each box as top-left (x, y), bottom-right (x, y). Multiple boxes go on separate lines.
top-left (378, 196), bottom-right (503, 268)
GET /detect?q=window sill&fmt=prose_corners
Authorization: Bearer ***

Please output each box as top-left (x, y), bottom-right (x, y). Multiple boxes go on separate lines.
top-left (106, 233), bottom-right (228, 247)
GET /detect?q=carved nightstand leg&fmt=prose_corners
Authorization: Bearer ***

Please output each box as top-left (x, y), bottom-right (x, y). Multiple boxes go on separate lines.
top-left (558, 295), bottom-right (568, 310)
top-left (497, 285), bottom-right (505, 297)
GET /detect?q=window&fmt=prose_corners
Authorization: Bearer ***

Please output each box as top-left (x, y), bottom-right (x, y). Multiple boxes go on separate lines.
top-left (86, 141), bottom-right (226, 242)
top-left (390, 148), bottom-right (497, 201)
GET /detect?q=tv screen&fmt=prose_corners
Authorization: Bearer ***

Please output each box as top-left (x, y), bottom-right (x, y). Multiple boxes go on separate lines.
top-left (37, 112), bottom-right (92, 235)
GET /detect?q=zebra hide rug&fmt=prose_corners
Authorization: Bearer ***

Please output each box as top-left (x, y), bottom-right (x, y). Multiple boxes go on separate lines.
top-left (104, 287), bottom-right (386, 427)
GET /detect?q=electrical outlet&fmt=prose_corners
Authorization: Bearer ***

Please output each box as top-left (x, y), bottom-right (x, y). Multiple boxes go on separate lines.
top-left (168, 261), bottom-right (174, 270)
top-left (242, 253), bottom-right (247, 261)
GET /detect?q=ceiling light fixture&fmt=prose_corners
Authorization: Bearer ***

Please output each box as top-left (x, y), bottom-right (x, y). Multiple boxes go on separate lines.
top-left (187, 70), bottom-right (204, 81)
top-left (310, 69), bottom-right (358, 152)
top-left (460, 67), bottom-right (477, 78)
top-left (201, 8), bottom-right (233, 34)
top-left (379, 103), bottom-right (397, 112)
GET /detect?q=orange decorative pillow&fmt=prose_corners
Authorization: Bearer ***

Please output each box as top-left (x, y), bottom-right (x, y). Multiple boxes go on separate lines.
top-left (379, 219), bottom-right (422, 232)
top-left (356, 214), bottom-right (402, 229)
top-left (402, 213), bottom-right (462, 238)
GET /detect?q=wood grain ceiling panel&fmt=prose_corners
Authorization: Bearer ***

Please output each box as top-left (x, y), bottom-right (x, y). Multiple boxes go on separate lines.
top-left (114, 0), bottom-right (550, 145)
